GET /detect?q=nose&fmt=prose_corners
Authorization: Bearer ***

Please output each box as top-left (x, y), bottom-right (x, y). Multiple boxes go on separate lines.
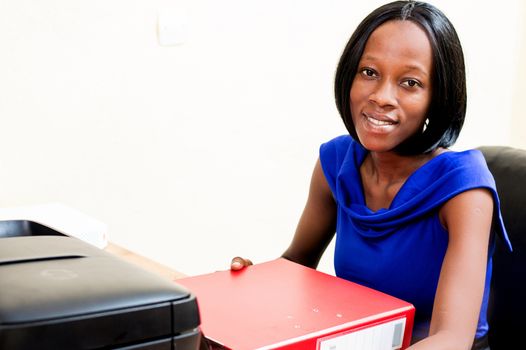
top-left (368, 80), bottom-right (397, 108)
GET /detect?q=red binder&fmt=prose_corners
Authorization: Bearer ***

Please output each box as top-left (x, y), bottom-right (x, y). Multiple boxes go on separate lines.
top-left (177, 258), bottom-right (414, 350)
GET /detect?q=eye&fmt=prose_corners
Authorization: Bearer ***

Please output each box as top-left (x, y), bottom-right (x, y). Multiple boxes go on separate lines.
top-left (360, 68), bottom-right (377, 78)
top-left (401, 79), bottom-right (421, 88)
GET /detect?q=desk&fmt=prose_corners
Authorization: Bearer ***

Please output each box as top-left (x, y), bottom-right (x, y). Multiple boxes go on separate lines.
top-left (105, 242), bottom-right (187, 280)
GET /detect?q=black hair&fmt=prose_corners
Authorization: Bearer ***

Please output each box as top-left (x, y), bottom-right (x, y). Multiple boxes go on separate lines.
top-left (334, 0), bottom-right (466, 155)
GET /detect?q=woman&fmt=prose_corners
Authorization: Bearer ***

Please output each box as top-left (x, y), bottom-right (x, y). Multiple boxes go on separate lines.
top-left (232, 1), bottom-right (510, 349)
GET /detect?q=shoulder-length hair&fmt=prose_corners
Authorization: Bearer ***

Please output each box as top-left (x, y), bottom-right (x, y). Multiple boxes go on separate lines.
top-left (334, 0), bottom-right (466, 155)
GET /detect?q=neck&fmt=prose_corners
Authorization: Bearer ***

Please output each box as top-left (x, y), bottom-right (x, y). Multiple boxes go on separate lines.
top-left (364, 149), bottom-right (442, 186)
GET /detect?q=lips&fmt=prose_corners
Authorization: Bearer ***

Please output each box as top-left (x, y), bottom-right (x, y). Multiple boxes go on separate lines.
top-left (366, 116), bottom-right (395, 126)
top-left (363, 112), bottom-right (398, 126)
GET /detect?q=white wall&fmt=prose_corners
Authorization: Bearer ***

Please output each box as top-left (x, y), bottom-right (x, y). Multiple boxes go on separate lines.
top-left (512, 1), bottom-right (526, 150)
top-left (0, 0), bottom-right (524, 276)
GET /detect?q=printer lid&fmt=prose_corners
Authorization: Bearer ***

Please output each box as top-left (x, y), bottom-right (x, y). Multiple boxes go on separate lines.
top-left (0, 236), bottom-right (192, 325)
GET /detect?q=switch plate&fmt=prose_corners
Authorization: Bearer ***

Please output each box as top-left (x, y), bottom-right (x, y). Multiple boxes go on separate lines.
top-left (157, 9), bottom-right (187, 46)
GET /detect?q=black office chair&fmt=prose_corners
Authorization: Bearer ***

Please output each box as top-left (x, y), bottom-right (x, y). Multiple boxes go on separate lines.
top-left (478, 146), bottom-right (526, 350)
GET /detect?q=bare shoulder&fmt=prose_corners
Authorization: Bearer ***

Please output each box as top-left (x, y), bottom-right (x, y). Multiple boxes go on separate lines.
top-left (311, 158), bottom-right (334, 200)
top-left (282, 158), bottom-right (337, 268)
top-left (439, 188), bottom-right (493, 241)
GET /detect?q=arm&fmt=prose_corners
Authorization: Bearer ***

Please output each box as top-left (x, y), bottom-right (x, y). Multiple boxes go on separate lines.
top-left (281, 158), bottom-right (337, 269)
top-left (408, 188), bottom-right (493, 350)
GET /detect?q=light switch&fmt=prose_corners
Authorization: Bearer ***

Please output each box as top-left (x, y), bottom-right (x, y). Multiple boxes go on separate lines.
top-left (157, 9), bottom-right (188, 46)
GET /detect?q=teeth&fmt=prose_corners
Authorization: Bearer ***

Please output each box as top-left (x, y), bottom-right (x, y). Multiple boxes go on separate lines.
top-left (367, 116), bottom-right (394, 126)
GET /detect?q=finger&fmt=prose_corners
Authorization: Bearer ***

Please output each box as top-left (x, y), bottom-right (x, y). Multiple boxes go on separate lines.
top-left (231, 257), bottom-right (252, 270)
top-left (231, 257), bottom-right (245, 270)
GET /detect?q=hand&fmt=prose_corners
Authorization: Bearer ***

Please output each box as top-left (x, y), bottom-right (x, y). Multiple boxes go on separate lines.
top-left (230, 256), bottom-right (253, 270)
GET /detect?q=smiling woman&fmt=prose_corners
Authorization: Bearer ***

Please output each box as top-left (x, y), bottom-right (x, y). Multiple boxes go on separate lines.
top-left (231, 2), bottom-right (510, 350)
top-left (349, 20), bottom-right (432, 155)
top-left (335, 2), bottom-right (467, 157)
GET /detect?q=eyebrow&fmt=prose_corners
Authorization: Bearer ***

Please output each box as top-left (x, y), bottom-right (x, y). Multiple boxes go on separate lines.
top-left (360, 55), bottom-right (430, 77)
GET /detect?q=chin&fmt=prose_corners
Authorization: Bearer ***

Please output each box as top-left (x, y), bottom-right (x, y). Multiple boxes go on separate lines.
top-left (357, 137), bottom-right (399, 153)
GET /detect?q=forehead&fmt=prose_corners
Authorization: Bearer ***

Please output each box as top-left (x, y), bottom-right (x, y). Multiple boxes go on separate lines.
top-left (361, 20), bottom-right (432, 71)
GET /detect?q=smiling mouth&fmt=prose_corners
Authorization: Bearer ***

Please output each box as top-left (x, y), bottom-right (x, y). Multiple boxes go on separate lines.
top-left (366, 116), bottom-right (395, 126)
top-left (364, 113), bottom-right (398, 126)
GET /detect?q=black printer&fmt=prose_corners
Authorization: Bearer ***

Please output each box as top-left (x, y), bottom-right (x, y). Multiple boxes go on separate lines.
top-left (0, 221), bottom-right (201, 350)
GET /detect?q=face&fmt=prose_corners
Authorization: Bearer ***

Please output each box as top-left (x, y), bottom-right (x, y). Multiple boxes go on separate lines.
top-left (350, 20), bottom-right (433, 153)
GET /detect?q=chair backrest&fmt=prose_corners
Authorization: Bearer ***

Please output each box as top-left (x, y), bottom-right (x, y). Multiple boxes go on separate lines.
top-left (478, 146), bottom-right (526, 350)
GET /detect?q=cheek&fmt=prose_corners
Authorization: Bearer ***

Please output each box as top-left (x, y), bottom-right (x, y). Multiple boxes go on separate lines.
top-left (349, 81), bottom-right (365, 113)
top-left (350, 78), bottom-right (366, 98)
top-left (405, 94), bottom-right (431, 121)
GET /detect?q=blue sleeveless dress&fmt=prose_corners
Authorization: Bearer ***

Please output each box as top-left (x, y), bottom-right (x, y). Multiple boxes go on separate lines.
top-left (319, 135), bottom-right (511, 341)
